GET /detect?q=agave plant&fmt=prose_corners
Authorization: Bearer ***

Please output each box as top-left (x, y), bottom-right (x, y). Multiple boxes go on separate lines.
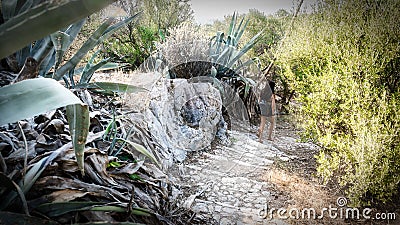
top-left (208, 12), bottom-right (264, 118)
top-left (51, 14), bottom-right (140, 85)
top-left (1, 0), bottom-right (141, 92)
top-left (164, 13), bottom-right (263, 120)
top-left (0, 0), bottom-right (120, 174)
top-left (0, 0), bottom-right (116, 59)
top-left (209, 13), bottom-right (262, 73)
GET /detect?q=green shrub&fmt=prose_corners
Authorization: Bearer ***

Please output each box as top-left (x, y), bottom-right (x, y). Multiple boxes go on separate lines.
top-left (104, 25), bottom-right (158, 67)
top-left (101, 0), bottom-right (193, 69)
top-left (277, 0), bottom-right (400, 206)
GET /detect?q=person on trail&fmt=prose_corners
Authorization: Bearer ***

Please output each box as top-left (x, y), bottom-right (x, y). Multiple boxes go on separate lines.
top-left (257, 80), bottom-right (276, 142)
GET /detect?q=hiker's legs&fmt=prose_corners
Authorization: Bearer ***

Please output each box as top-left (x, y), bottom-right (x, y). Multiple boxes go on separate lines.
top-left (266, 116), bottom-right (275, 140)
top-left (258, 116), bottom-right (267, 142)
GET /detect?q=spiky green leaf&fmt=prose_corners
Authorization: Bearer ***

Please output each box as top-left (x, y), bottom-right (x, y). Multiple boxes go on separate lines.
top-left (75, 82), bottom-right (148, 95)
top-left (121, 139), bottom-right (160, 166)
top-left (66, 104), bottom-right (90, 175)
top-left (53, 18), bottom-right (114, 80)
top-left (0, 78), bottom-right (82, 125)
top-left (0, 0), bottom-right (115, 58)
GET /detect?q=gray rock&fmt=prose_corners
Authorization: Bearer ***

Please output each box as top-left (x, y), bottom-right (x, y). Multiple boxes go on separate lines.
top-left (145, 78), bottom-right (229, 163)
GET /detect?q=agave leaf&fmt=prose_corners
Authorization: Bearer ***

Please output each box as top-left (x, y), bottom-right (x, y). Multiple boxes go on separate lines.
top-left (40, 51), bottom-right (56, 78)
top-left (120, 139), bottom-right (160, 166)
top-left (224, 36), bottom-right (234, 48)
top-left (66, 104), bottom-right (90, 175)
top-left (0, 0), bottom-right (115, 58)
top-left (32, 37), bottom-right (54, 68)
top-left (53, 18), bottom-right (114, 80)
top-left (81, 58), bottom-right (111, 84)
top-left (131, 208), bottom-right (152, 217)
top-left (79, 50), bottom-right (102, 84)
top-left (216, 45), bottom-right (234, 66)
top-left (75, 82), bottom-right (148, 95)
top-left (234, 19), bottom-right (249, 43)
top-left (95, 62), bottom-right (127, 72)
top-left (90, 205), bottom-right (127, 213)
top-left (37, 201), bottom-right (151, 218)
top-left (51, 31), bottom-right (71, 69)
top-left (237, 76), bottom-right (256, 99)
top-left (228, 11), bottom-right (237, 36)
top-left (16, 46), bottom-right (32, 67)
top-left (64, 19), bottom-right (87, 49)
top-left (209, 31), bottom-right (224, 58)
top-left (17, 0), bottom-right (34, 15)
top-left (0, 78), bottom-right (83, 125)
top-left (54, 13), bottom-right (140, 81)
top-left (233, 16), bottom-right (245, 40)
top-left (226, 29), bottom-right (264, 69)
top-left (234, 57), bottom-right (258, 74)
top-left (1, 0), bottom-right (18, 21)
top-left (82, 50), bottom-right (101, 73)
top-left (74, 62), bottom-right (127, 77)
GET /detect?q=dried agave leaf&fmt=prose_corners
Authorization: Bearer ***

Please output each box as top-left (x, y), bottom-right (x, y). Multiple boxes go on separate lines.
top-left (0, 132), bottom-right (16, 153)
top-left (0, 211), bottom-right (58, 225)
top-left (84, 152), bottom-right (110, 185)
top-left (140, 164), bottom-right (167, 180)
top-left (48, 189), bottom-right (90, 202)
top-left (123, 140), bottom-right (160, 167)
top-left (29, 189), bottom-right (90, 208)
top-left (108, 161), bottom-right (144, 175)
top-left (133, 187), bottom-right (153, 210)
top-left (59, 159), bottom-right (80, 173)
top-left (80, 210), bottom-right (116, 223)
top-left (35, 176), bottom-right (130, 202)
top-left (43, 118), bottom-right (65, 134)
top-left (1, 132), bottom-right (105, 210)
top-left (4, 140), bottom-right (36, 162)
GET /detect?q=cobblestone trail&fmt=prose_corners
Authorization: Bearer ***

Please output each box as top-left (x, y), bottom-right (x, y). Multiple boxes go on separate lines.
top-left (177, 123), bottom-right (317, 225)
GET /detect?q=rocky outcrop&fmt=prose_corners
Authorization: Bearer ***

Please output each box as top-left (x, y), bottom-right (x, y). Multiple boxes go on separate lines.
top-left (144, 78), bottom-right (228, 164)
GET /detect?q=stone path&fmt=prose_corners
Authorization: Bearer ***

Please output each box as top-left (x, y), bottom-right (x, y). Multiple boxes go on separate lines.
top-left (176, 121), bottom-right (318, 224)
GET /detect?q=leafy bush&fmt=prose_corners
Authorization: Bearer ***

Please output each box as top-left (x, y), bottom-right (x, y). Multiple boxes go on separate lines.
top-left (104, 25), bottom-right (159, 67)
top-left (102, 0), bottom-right (193, 69)
top-left (157, 21), bottom-right (209, 70)
top-left (277, 0), bottom-right (400, 206)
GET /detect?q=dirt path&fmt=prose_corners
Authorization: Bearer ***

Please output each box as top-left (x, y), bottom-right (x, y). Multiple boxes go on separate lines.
top-left (173, 118), bottom-right (321, 224)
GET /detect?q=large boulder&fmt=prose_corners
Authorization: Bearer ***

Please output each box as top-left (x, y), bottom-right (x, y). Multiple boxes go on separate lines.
top-left (145, 78), bottom-right (227, 163)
